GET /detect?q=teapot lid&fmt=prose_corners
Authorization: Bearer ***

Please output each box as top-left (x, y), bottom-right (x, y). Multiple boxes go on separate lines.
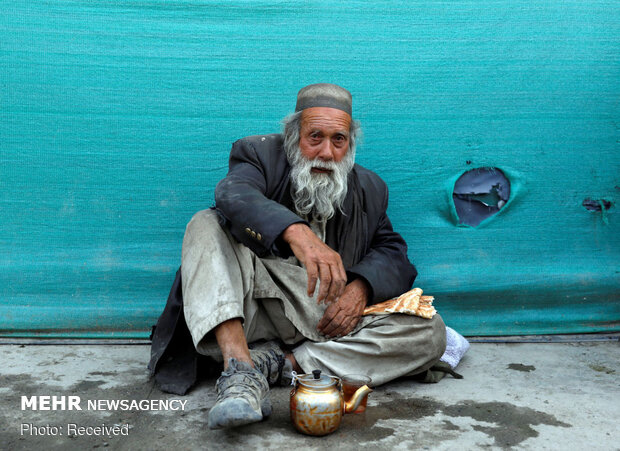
top-left (296, 370), bottom-right (338, 389)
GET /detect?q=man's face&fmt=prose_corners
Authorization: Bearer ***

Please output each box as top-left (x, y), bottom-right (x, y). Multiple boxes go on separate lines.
top-left (298, 107), bottom-right (351, 175)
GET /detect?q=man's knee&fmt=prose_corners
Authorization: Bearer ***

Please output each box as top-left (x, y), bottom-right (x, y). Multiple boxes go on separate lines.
top-left (185, 209), bottom-right (220, 241)
top-left (428, 313), bottom-right (447, 361)
top-left (392, 312), bottom-right (446, 363)
top-left (182, 209), bottom-right (232, 260)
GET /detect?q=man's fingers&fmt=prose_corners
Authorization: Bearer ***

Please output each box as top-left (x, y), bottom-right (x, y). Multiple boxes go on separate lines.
top-left (316, 263), bottom-right (332, 303)
top-left (317, 302), bottom-right (338, 330)
top-left (337, 264), bottom-right (348, 291)
top-left (341, 316), bottom-right (360, 336)
top-left (306, 263), bottom-right (319, 297)
top-left (318, 301), bottom-right (362, 337)
top-left (334, 256), bottom-right (347, 296)
top-left (333, 277), bottom-right (347, 301)
top-left (320, 311), bottom-right (345, 337)
top-left (318, 305), bottom-right (359, 337)
top-left (325, 260), bottom-right (346, 304)
top-left (330, 314), bottom-right (359, 338)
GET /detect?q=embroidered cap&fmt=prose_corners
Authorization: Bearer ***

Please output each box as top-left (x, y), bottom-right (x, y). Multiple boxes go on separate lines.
top-left (295, 83), bottom-right (352, 116)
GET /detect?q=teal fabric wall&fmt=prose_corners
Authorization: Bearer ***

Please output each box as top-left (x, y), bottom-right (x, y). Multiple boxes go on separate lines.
top-left (2, 0), bottom-right (618, 337)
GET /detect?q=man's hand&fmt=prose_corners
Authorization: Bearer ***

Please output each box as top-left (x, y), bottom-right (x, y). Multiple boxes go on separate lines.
top-left (317, 279), bottom-right (370, 338)
top-left (282, 223), bottom-right (347, 304)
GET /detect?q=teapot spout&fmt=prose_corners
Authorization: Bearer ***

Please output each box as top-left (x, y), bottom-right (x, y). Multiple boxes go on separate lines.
top-left (344, 385), bottom-right (373, 414)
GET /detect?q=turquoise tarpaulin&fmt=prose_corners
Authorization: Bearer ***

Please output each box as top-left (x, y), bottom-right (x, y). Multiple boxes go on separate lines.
top-left (1, 0), bottom-right (618, 337)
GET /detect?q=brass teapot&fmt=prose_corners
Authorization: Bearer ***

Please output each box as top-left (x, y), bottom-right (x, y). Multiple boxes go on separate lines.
top-left (290, 370), bottom-right (373, 436)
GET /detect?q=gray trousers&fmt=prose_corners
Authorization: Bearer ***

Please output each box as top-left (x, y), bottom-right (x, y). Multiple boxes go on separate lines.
top-left (182, 209), bottom-right (446, 386)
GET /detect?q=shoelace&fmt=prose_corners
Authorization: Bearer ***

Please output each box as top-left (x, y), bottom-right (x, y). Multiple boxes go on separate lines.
top-left (217, 367), bottom-right (266, 400)
top-left (256, 349), bottom-right (286, 386)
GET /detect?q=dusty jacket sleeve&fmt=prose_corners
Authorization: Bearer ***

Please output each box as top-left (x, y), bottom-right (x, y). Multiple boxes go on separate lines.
top-left (346, 183), bottom-right (417, 304)
top-left (214, 136), bottom-right (306, 256)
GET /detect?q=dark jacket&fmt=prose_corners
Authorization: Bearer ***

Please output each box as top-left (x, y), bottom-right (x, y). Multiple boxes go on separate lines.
top-left (149, 134), bottom-right (416, 394)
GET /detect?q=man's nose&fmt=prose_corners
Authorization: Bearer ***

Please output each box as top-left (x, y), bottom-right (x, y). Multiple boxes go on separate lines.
top-left (316, 140), bottom-right (335, 161)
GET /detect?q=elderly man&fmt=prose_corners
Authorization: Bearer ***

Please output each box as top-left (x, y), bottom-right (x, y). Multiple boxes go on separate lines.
top-left (156, 83), bottom-right (446, 429)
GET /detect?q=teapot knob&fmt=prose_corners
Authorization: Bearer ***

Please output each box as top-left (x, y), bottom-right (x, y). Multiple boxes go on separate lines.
top-left (312, 369), bottom-right (321, 379)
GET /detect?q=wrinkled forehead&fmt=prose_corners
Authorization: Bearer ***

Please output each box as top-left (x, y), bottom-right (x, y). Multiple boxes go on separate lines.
top-left (300, 107), bottom-right (352, 134)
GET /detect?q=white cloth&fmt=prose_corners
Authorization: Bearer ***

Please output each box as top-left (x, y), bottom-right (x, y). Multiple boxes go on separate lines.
top-left (439, 326), bottom-right (470, 369)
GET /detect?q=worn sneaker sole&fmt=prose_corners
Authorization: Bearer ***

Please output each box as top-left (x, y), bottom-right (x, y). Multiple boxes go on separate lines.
top-left (208, 397), bottom-right (272, 429)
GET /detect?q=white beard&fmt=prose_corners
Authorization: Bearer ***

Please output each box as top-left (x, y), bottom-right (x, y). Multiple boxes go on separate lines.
top-left (287, 145), bottom-right (355, 221)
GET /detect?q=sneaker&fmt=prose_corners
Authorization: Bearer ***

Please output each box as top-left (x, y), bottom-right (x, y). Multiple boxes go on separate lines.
top-left (208, 358), bottom-right (271, 429)
top-left (249, 341), bottom-right (293, 386)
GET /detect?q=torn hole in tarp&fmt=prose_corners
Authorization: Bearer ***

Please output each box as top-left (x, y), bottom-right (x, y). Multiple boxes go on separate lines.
top-left (453, 167), bottom-right (511, 227)
top-left (582, 198), bottom-right (613, 224)
top-left (582, 198), bottom-right (612, 212)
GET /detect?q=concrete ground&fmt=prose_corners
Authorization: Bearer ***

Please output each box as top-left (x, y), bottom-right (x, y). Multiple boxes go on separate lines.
top-left (1, 339), bottom-right (618, 451)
